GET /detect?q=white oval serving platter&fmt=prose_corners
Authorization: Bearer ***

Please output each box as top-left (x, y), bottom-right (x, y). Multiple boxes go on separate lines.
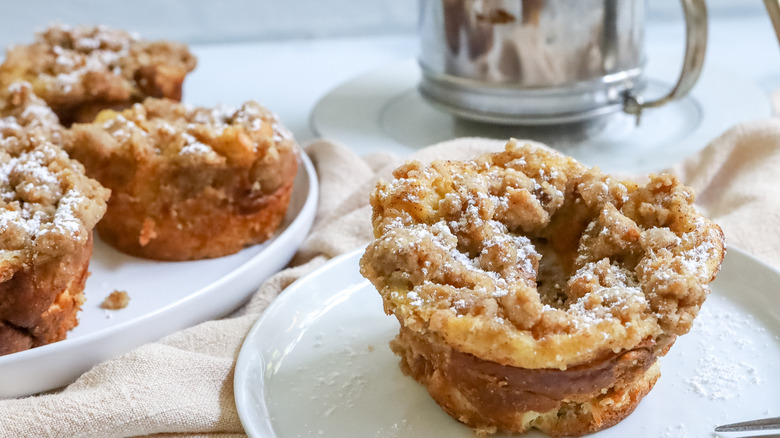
top-left (0, 151), bottom-right (318, 399)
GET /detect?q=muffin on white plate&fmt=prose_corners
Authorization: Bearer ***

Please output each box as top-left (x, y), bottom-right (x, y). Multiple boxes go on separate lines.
top-left (361, 140), bottom-right (725, 436)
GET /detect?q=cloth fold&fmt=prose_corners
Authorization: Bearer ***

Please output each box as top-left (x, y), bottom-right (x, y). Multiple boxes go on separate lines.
top-left (2, 121), bottom-right (780, 437)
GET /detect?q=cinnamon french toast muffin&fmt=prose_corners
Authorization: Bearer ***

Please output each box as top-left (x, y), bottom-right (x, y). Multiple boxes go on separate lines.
top-left (0, 24), bottom-right (196, 125)
top-left (0, 83), bottom-right (109, 356)
top-left (360, 140), bottom-right (725, 436)
top-left (66, 97), bottom-right (299, 261)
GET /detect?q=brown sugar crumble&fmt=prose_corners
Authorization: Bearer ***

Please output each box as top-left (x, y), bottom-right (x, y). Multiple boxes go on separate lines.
top-left (100, 290), bottom-right (130, 310)
top-left (359, 140), bottom-right (726, 437)
top-left (0, 24), bottom-right (197, 125)
top-left (0, 82), bottom-right (108, 269)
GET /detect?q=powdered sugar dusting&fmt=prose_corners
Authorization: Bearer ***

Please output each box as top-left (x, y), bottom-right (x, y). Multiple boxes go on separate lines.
top-left (272, 120), bottom-right (293, 143)
top-left (406, 291), bottom-right (423, 307)
top-left (186, 101), bottom-right (293, 147)
top-left (48, 189), bottom-right (85, 235)
top-left (1, 83), bottom-right (60, 133)
top-left (568, 284), bottom-right (647, 330)
top-left (0, 117), bottom-right (23, 133)
top-left (376, 160), bottom-right (653, 334)
top-left (179, 132), bottom-right (214, 155)
top-left (637, 285), bottom-right (780, 438)
top-left (680, 218), bottom-right (720, 280)
top-left (683, 303), bottom-right (765, 400)
top-left (269, 323), bottom-right (383, 436)
top-left (43, 25), bottom-right (135, 93)
top-left (0, 146), bottom-right (86, 239)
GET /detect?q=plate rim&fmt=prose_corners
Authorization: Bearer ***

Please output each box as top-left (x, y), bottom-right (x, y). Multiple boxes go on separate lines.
top-left (0, 150), bottom-right (319, 398)
top-left (234, 244), bottom-right (780, 437)
top-left (234, 247), bottom-right (364, 438)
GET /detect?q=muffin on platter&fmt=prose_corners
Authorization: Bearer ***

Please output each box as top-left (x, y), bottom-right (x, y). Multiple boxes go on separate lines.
top-left (0, 24), bottom-right (196, 125)
top-left (0, 83), bottom-right (109, 355)
top-left (66, 97), bottom-right (299, 261)
top-left (360, 140), bottom-right (725, 436)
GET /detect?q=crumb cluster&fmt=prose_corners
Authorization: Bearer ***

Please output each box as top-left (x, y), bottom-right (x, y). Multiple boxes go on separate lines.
top-left (0, 24), bottom-right (196, 124)
top-left (100, 290), bottom-right (130, 310)
top-left (0, 83), bottom-right (109, 275)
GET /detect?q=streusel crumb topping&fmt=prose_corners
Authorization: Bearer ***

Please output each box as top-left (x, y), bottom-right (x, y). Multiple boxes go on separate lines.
top-left (87, 97), bottom-right (295, 174)
top-left (0, 83), bottom-right (109, 278)
top-left (360, 140), bottom-right (725, 369)
top-left (0, 24), bottom-right (196, 105)
top-left (0, 82), bottom-right (61, 137)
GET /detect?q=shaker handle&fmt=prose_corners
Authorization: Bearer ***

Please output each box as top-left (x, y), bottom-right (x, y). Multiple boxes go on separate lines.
top-left (623, 0), bottom-right (708, 124)
top-left (763, 0), bottom-right (780, 48)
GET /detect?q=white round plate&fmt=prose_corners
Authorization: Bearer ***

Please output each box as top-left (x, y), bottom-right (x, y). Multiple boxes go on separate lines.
top-left (311, 59), bottom-right (771, 173)
top-left (235, 246), bottom-right (780, 438)
top-left (0, 152), bottom-right (318, 399)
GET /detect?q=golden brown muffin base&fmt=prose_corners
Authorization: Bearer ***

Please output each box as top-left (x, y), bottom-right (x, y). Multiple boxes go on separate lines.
top-left (0, 233), bottom-right (93, 356)
top-left (96, 176), bottom-right (296, 260)
top-left (531, 362), bottom-right (660, 437)
top-left (393, 326), bottom-right (660, 437)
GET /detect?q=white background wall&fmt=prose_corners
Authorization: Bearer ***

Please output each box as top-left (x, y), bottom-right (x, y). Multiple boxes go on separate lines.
top-left (0, 0), bottom-right (768, 51)
top-left (0, 0), bottom-right (417, 49)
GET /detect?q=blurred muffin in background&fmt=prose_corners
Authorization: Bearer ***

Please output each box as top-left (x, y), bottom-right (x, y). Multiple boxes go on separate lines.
top-left (0, 24), bottom-right (197, 126)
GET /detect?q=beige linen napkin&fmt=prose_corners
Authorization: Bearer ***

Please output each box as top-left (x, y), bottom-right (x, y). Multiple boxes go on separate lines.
top-left (1, 121), bottom-right (780, 437)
